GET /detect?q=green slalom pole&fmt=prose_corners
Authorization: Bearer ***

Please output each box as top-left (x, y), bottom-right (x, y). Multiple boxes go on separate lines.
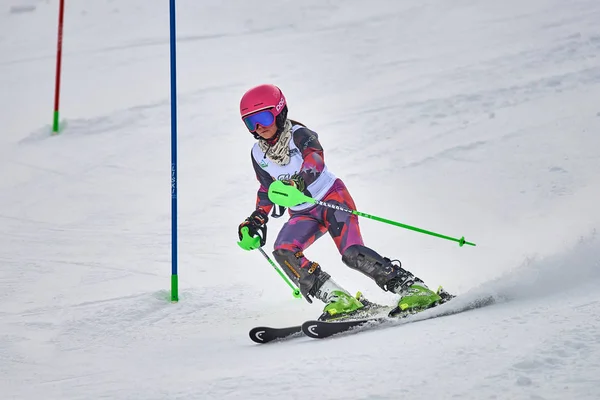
top-left (268, 180), bottom-right (476, 247)
top-left (237, 227), bottom-right (302, 299)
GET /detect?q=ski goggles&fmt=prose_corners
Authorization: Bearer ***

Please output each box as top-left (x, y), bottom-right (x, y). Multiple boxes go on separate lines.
top-left (242, 109), bottom-right (276, 132)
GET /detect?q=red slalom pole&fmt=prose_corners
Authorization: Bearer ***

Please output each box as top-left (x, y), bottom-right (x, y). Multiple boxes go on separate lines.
top-left (52, 0), bottom-right (65, 135)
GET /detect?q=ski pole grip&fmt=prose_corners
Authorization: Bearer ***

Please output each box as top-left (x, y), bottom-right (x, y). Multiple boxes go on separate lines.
top-left (237, 226), bottom-right (261, 251)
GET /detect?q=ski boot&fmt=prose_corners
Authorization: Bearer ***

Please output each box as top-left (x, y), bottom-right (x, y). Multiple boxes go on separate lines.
top-left (389, 284), bottom-right (457, 317)
top-left (316, 277), bottom-right (387, 321)
top-left (395, 283), bottom-right (441, 314)
top-left (339, 245), bottom-right (454, 317)
top-left (319, 290), bottom-right (365, 321)
top-left (390, 284), bottom-right (456, 317)
top-left (319, 290), bottom-right (391, 321)
top-left (376, 258), bottom-right (441, 317)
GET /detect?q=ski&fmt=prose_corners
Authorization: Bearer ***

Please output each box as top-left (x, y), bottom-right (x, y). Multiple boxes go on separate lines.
top-left (301, 294), bottom-right (497, 339)
top-left (302, 316), bottom-right (386, 339)
top-left (249, 325), bottom-right (303, 344)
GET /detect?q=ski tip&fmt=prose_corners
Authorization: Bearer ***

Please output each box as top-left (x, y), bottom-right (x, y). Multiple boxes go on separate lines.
top-left (249, 325), bottom-right (304, 344)
top-left (249, 327), bottom-right (271, 344)
top-left (301, 320), bottom-right (323, 339)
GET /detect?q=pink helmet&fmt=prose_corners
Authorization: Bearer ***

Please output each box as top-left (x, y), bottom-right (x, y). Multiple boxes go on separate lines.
top-left (239, 84), bottom-right (287, 118)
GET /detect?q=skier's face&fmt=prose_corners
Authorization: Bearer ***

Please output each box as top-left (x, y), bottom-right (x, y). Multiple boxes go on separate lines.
top-left (255, 123), bottom-right (277, 140)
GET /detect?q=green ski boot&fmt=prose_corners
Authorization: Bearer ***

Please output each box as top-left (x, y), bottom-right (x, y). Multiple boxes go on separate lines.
top-left (320, 290), bottom-right (365, 321)
top-left (395, 283), bottom-right (442, 315)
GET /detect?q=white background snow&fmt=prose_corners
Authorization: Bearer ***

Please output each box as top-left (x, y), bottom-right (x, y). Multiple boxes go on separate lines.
top-left (1, 0), bottom-right (600, 399)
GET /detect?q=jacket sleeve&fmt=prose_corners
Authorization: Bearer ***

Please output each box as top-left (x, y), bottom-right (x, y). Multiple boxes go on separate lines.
top-left (251, 150), bottom-right (275, 215)
top-left (293, 127), bottom-right (325, 196)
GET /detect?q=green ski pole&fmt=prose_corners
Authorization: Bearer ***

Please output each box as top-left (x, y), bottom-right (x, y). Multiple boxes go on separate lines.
top-left (257, 247), bottom-right (302, 299)
top-left (237, 226), bottom-right (302, 299)
top-left (267, 180), bottom-right (476, 247)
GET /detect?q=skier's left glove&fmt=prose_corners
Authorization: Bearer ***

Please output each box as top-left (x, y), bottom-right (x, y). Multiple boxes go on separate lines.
top-left (238, 209), bottom-right (269, 248)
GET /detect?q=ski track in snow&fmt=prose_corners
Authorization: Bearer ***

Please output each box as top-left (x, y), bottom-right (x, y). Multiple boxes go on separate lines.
top-left (2, 0), bottom-right (600, 399)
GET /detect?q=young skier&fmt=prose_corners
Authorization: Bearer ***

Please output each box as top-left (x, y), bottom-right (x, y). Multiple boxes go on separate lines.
top-left (237, 84), bottom-right (446, 320)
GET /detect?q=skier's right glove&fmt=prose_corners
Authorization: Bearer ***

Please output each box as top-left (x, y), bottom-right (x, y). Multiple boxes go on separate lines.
top-left (238, 209), bottom-right (269, 248)
top-left (280, 173), bottom-right (306, 193)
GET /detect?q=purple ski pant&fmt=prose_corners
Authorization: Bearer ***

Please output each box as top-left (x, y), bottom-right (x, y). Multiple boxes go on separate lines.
top-left (273, 178), bottom-right (364, 269)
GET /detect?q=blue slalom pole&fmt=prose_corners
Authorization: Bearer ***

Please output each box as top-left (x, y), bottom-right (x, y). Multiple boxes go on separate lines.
top-left (169, 0), bottom-right (179, 302)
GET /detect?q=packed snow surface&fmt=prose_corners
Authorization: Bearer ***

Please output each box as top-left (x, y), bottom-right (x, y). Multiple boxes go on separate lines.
top-left (1, 0), bottom-right (600, 399)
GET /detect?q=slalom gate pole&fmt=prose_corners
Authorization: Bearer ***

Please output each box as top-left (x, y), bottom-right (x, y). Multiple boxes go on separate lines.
top-left (169, 0), bottom-right (179, 302)
top-left (52, 0), bottom-right (65, 135)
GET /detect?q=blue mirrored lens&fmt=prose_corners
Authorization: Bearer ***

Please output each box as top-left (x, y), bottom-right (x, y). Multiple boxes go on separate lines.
top-left (243, 110), bottom-right (275, 131)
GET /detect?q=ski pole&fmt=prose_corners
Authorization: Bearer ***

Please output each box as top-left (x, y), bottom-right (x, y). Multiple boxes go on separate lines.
top-left (237, 227), bottom-right (302, 299)
top-left (257, 247), bottom-right (302, 299)
top-left (268, 180), bottom-right (476, 247)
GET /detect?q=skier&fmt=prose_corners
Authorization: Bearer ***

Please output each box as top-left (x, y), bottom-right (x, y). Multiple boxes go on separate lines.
top-left (237, 83), bottom-right (446, 320)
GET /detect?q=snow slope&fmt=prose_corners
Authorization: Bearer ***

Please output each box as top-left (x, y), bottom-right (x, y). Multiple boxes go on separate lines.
top-left (1, 0), bottom-right (600, 399)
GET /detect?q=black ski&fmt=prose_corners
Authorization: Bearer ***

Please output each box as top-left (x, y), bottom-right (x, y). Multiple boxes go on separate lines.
top-left (249, 325), bottom-right (303, 344)
top-left (302, 317), bottom-right (386, 339)
top-left (302, 294), bottom-right (498, 339)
